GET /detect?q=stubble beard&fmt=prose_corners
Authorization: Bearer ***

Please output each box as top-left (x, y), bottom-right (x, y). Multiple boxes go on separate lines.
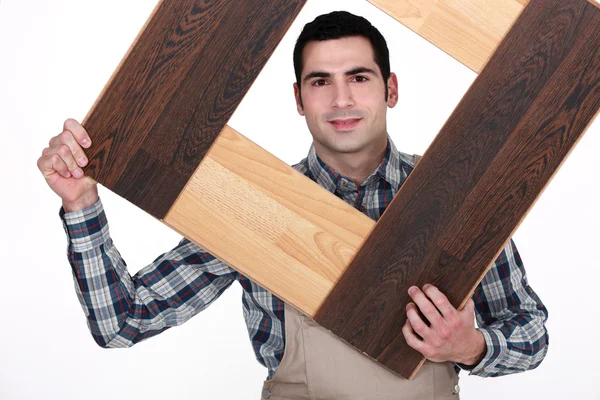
top-left (321, 134), bottom-right (368, 154)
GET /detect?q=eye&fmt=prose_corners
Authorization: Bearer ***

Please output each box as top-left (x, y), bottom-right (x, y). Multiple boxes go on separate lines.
top-left (312, 79), bottom-right (328, 87)
top-left (353, 75), bottom-right (369, 83)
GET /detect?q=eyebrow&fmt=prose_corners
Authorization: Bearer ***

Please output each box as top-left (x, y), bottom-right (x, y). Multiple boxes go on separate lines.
top-left (302, 67), bottom-right (378, 83)
top-left (303, 71), bottom-right (330, 83)
top-left (346, 67), bottom-right (377, 76)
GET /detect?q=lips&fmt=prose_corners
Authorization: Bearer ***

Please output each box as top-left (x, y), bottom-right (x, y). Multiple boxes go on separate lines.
top-left (329, 118), bottom-right (362, 130)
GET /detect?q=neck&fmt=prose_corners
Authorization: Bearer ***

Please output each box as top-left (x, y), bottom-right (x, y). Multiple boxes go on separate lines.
top-left (315, 135), bottom-right (388, 186)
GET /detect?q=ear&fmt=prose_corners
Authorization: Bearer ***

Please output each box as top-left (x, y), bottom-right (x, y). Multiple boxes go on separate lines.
top-left (293, 82), bottom-right (305, 116)
top-left (387, 72), bottom-right (399, 108)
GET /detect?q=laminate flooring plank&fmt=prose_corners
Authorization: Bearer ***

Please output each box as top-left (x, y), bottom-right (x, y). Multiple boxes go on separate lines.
top-left (315, 0), bottom-right (600, 379)
top-left (81, 0), bottom-right (306, 218)
top-left (164, 126), bottom-right (375, 316)
top-left (368, 0), bottom-right (526, 72)
top-left (77, 0), bottom-right (599, 380)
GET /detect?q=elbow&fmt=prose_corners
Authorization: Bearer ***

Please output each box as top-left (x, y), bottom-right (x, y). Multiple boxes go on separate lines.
top-left (91, 334), bottom-right (112, 349)
top-left (90, 330), bottom-right (135, 349)
top-left (93, 337), bottom-right (135, 349)
top-left (527, 327), bottom-right (549, 371)
top-left (517, 298), bottom-right (550, 372)
top-left (86, 313), bottom-right (139, 349)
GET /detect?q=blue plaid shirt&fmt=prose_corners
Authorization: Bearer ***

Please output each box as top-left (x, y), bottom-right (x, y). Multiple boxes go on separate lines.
top-left (61, 135), bottom-right (549, 378)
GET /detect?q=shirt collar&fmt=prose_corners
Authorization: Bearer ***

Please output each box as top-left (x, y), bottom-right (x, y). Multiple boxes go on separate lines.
top-left (306, 134), bottom-right (405, 192)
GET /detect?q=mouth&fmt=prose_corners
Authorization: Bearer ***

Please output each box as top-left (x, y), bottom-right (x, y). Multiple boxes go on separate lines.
top-left (328, 118), bottom-right (362, 131)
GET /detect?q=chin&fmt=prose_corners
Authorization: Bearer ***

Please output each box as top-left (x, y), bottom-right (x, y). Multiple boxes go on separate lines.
top-left (326, 138), bottom-right (368, 154)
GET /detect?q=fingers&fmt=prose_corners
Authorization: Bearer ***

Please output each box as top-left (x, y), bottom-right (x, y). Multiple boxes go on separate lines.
top-left (43, 119), bottom-right (90, 178)
top-left (464, 298), bottom-right (475, 313)
top-left (408, 286), bottom-right (444, 327)
top-left (402, 320), bottom-right (430, 357)
top-left (64, 118), bottom-right (92, 149)
top-left (50, 141), bottom-right (85, 178)
top-left (422, 284), bottom-right (458, 319)
top-left (406, 302), bottom-right (430, 339)
top-left (59, 120), bottom-right (90, 168)
top-left (38, 152), bottom-right (71, 179)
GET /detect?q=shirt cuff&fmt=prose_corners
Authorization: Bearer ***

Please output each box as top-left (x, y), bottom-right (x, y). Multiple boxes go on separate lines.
top-left (59, 197), bottom-right (110, 252)
top-left (457, 327), bottom-right (507, 376)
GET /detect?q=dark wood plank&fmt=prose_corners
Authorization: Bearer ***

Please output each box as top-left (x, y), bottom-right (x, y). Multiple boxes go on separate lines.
top-left (314, 0), bottom-right (600, 379)
top-left (82, 0), bottom-right (306, 218)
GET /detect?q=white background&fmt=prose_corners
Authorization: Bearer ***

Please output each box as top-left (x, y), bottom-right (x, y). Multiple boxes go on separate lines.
top-left (1, 0), bottom-right (598, 399)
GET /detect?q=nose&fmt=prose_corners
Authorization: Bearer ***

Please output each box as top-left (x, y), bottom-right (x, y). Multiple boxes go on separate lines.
top-left (331, 81), bottom-right (354, 109)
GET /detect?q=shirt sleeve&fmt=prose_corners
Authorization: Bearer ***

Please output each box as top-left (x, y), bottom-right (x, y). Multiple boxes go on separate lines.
top-left (60, 197), bottom-right (238, 348)
top-left (460, 238), bottom-right (549, 377)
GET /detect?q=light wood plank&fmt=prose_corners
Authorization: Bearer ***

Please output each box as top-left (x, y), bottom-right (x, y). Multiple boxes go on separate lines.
top-left (443, 0), bottom-right (524, 38)
top-left (367, 0), bottom-right (440, 31)
top-left (420, 1), bottom-right (501, 70)
top-left (164, 125), bottom-right (375, 316)
top-left (369, 0), bottom-right (526, 72)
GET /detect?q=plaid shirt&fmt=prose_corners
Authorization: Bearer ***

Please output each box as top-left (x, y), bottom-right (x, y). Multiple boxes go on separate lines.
top-left (61, 135), bottom-right (549, 378)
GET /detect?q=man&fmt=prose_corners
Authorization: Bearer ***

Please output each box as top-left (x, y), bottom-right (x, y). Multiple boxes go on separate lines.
top-left (37, 11), bottom-right (548, 399)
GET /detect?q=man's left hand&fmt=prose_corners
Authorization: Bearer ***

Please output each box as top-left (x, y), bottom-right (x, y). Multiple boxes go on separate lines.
top-left (402, 284), bottom-right (486, 366)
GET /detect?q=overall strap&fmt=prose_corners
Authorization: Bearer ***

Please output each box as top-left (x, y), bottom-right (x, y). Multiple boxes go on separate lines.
top-left (414, 154), bottom-right (423, 166)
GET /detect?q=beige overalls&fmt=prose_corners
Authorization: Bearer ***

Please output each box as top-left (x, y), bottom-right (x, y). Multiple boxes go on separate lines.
top-left (260, 303), bottom-right (461, 400)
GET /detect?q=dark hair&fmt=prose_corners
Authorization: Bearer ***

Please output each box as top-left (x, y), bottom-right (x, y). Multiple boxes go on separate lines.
top-left (293, 11), bottom-right (391, 101)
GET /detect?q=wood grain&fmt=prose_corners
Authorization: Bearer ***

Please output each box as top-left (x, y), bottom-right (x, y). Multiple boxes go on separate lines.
top-left (164, 126), bottom-right (375, 316)
top-left (369, 0), bottom-right (526, 72)
top-left (81, 0), bottom-right (306, 218)
top-left (315, 0), bottom-right (600, 379)
top-left (77, 0), bottom-right (600, 380)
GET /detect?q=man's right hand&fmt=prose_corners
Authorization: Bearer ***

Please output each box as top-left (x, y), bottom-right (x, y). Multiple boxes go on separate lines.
top-left (38, 118), bottom-right (99, 212)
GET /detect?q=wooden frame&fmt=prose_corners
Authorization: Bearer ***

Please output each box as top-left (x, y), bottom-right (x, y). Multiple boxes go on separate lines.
top-left (81, 0), bottom-right (600, 379)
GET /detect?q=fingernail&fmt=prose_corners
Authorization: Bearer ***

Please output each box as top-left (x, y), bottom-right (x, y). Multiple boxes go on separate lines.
top-left (81, 138), bottom-right (90, 147)
top-left (78, 157), bottom-right (87, 166)
top-left (423, 284), bottom-right (432, 291)
top-left (65, 171), bottom-right (71, 178)
top-left (408, 286), bottom-right (417, 295)
top-left (73, 169), bottom-right (83, 178)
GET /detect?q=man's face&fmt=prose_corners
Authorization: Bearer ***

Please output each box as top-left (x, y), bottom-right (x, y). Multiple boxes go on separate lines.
top-left (294, 36), bottom-right (398, 156)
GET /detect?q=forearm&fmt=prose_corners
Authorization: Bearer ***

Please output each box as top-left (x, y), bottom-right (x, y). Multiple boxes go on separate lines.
top-left (68, 237), bottom-right (138, 347)
top-left (68, 238), bottom-right (179, 348)
top-left (464, 239), bottom-right (549, 377)
top-left (63, 198), bottom-right (147, 347)
top-left (464, 318), bottom-right (548, 377)
top-left (61, 198), bottom-right (236, 348)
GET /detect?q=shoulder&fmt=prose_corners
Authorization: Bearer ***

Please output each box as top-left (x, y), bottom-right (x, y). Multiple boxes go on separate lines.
top-left (291, 156), bottom-right (310, 175)
top-left (397, 150), bottom-right (419, 169)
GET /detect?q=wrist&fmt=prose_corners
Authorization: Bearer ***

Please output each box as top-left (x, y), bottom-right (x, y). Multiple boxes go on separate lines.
top-left (62, 188), bottom-right (99, 213)
top-left (458, 330), bottom-right (487, 366)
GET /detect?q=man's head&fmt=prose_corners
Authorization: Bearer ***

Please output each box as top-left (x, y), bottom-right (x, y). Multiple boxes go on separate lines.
top-left (292, 11), bottom-right (398, 163)
top-left (293, 11), bottom-right (391, 102)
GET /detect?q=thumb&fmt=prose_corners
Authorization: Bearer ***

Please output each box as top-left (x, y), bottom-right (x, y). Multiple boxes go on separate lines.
top-left (465, 298), bottom-right (475, 313)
